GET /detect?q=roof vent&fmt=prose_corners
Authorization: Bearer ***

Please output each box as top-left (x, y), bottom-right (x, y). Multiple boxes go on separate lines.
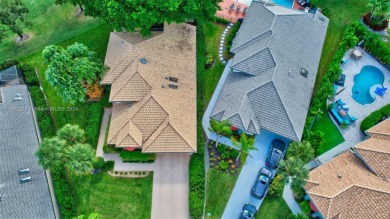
top-left (20, 176), bottom-right (32, 184)
top-left (165, 76), bottom-right (178, 83)
top-left (18, 168), bottom-right (30, 175)
top-left (300, 68), bottom-right (308, 78)
top-left (162, 85), bottom-right (167, 88)
top-left (140, 58), bottom-right (148, 64)
top-left (0, 194), bottom-right (4, 201)
top-left (338, 174), bottom-right (342, 179)
top-left (12, 93), bottom-right (23, 102)
top-left (168, 84), bottom-right (178, 89)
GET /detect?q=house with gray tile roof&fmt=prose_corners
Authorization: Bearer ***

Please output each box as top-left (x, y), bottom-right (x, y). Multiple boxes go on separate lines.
top-left (211, 0), bottom-right (328, 141)
top-left (0, 85), bottom-right (55, 219)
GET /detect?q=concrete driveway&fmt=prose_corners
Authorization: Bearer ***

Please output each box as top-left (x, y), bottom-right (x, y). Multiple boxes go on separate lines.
top-left (221, 130), bottom-right (289, 219)
top-left (151, 153), bottom-right (191, 219)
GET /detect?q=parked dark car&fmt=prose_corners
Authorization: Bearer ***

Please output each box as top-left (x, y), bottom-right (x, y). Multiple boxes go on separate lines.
top-left (250, 167), bottom-right (272, 199)
top-left (265, 139), bottom-right (286, 169)
top-left (240, 203), bottom-right (257, 219)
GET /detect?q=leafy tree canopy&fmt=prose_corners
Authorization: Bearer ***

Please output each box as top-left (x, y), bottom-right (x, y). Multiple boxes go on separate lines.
top-left (57, 124), bottom-right (85, 145)
top-left (55, 0), bottom-right (84, 11)
top-left (278, 157), bottom-right (309, 193)
top-left (42, 42), bottom-right (102, 103)
top-left (81, 0), bottom-right (221, 36)
top-left (286, 141), bottom-right (314, 163)
top-left (0, 0), bottom-right (31, 41)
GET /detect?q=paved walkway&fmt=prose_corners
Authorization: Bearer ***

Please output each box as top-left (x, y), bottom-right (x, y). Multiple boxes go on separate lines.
top-left (151, 153), bottom-right (191, 219)
top-left (96, 108), bottom-right (190, 219)
top-left (282, 183), bottom-right (302, 215)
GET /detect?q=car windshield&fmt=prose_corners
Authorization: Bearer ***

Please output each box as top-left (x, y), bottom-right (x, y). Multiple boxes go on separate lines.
top-left (243, 210), bottom-right (254, 218)
top-left (259, 175), bottom-right (269, 183)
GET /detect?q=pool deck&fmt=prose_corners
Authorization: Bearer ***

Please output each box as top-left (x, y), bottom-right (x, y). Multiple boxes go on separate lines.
top-left (307, 47), bottom-right (390, 168)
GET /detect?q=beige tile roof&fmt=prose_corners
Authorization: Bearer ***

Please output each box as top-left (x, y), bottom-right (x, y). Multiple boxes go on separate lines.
top-left (366, 118), bottom-right (390, 140)
top-left (305, 120), bottom-right (390, 219)
top-left (103, 23), bottom-right (196, 153)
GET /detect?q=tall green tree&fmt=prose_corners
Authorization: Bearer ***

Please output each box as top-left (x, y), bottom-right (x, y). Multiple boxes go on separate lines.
top-left (231, 132), bottom-right (257, 161)
top-left (55, 0), bottom-right (84, 12)
top-left (81, 0), bottom-right (221, 36)
top-left (286, 141), bottom-right (314, 163)
top-left (42, 42), bottom-right (102, 103)
top-left (57, 124), bottom-right (85, 145)
top-left (278, 157), bottom-right (309, 193)
top-left (0, 0), bottom-right (31, 41)
top-left (36, 124), bottom-right (95, 174)
top-left (208, 119), bottom-right (232, 148)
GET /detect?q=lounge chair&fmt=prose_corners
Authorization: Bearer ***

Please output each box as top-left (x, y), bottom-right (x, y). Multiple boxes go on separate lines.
top-left (229, 3), bottom-right (234, 10)
top-left (336, 99), bottom-right (346, 106)
top-left (243, 7), bottom-right (248, 14)
top-left (341, 105), bottom-right (349, 111)
top-left (351, 116), bottom-right (357, 122)
top-left (375, 87), bottom-right (387, 96)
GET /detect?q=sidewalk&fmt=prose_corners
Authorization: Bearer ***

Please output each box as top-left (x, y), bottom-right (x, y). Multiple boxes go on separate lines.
top-left (282, 183), bottom-right (302, 215)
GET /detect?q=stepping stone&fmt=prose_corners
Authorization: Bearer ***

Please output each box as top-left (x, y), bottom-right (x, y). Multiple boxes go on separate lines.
top-left (221, 36), bottom-right (225, 40)
top-left (227, 26), bottom-right (231, 29)
top-left (222, 33), bottom-right (226, 37)
top-left (220, 43), bottom-right (224, 47)
top-left (229, 23), bottom-right (234, 26)
top-left (220, 46), bottom-right (223, 50)
top-left (223, 61), bottom-right (227, 64)
top-left (221, 39), bottom-right (224, 43)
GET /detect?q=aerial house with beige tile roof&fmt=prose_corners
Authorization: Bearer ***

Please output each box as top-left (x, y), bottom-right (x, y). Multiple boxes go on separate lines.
top-left (305, 118), bottom-right (390, 219)
top-left (101, 23), bottom-right (196, 153)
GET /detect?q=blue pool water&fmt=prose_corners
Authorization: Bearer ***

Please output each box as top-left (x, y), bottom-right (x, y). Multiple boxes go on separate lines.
top-left (272, 0), bottom-right (294, 7)
top-left (352, 65), bottom-right (385, 105)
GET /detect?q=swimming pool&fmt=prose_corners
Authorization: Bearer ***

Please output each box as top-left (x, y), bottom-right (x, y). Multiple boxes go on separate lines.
top-left (237, 0), bottom-right (293, 8)
top-left (352, 65), bottom-right (385, 105)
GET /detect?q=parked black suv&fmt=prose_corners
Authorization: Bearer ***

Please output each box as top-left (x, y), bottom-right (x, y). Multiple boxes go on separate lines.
top-left (240, 203), bottom-right (257, 219)
top-left (250, 167), bottom-right (273, 199)
top-left (265, 139), bottom-right (286, 169)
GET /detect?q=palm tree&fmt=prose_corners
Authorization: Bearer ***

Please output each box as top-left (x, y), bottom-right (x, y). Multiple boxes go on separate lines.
top-left (36, 137), bottom-right (67, 169)
top-left (286, 141), bottom-right (314, 163)
top-left (65, 143), bottom-right (95, 175)
top-left (231, 132), bottom-right (257, 161)
top-left (208, 119), bottom-right (232, 148)
top-left (278, 157), bottom-right (309, 193)
top-left (309, 107), bottom-right (323, 130)
top-left (57, 124), bottom-right (85, 145)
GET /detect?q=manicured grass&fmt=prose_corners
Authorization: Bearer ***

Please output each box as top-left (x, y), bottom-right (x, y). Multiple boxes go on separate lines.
top-left (312, 0), bottom-right (368, 87)
top-left (69, 172), bottom-right (153, 219)
top-left (0, 1), bottom-right (105, 62)
top-left (18, 23), bottom-right (112, 129)
top-left (256, 195), bottom-right (291, 219)
top-left (205, 169), bottom-right (239, 219)
top-left (204, 22), bottom-right (226, 107)
top-left (311, 103), bottom-right (344, 155)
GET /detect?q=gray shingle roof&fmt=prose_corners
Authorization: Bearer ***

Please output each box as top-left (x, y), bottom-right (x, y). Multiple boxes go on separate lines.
top-left (211, 1), bottom-right (328, 141)
top-left (0, 85), bottom-right (55, 219)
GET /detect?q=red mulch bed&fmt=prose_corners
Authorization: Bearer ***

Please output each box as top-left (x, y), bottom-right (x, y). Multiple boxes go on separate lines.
top-left (362, 13), bottom-right (389, 31)
top-left (208, 141), bottom-right (242, 175)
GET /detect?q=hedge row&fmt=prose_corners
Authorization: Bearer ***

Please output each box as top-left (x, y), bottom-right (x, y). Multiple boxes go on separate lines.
top-left (51, 168), bottom-right (77, 219)
top-left (18, 63), bottom-right (40, 87)
top-left (189, 21), bottom-right (206, 219)
top-left (226, 22), bottom-right (241, 52)
top-left (361, 104), bottom-right (390, 132)
top-left (84, 102), bottom-right (103, 148)
top-left (0, 59), bottom-right (19, 70)
top-left (119, 151), bottom-right (156, 162)
top-left (302, 21), bottom-right (372, 144)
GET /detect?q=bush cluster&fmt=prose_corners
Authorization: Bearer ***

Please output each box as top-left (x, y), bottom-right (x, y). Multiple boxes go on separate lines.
top-left (51, 168), bottom-right (77, 219)
top-left (361, 104), bottom-right (390, 132)
top-left (268, 175), bottom-right (284, 197)
top-left (302, 21), bottom-right (385, 147)
top-left (119, 151), bottom-right (156, 162)
top-left (0, 59), bottom-right (19, 70)
top-left (189, 21), bottom-right (206, 219)
top-left (217, 144), bottom-right (239, 159)
top-left (215, 17), bottom-right (230, 24)
top-left (18, 63), bottom-right (40, 87)
top-left (226, 22), bottom-right (241, 51)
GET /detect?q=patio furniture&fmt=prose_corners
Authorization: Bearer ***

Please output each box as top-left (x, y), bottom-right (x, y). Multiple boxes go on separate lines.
top-left (334, 74), bottom-right (346, 87)
top-left (351, 48), bottom-right (363, 59)
top-left (229, 3), bottom-right (235, 10)
top-left (243, 7), bottom-right (248, 14)
top-left (351, 116), bottom-right (358, 122)
top-left (236, 5), bottom-right (241, 12)
top-left (375, 87), bottom-right (387, 96)
top-left (336, 99), bottom-right (346, 106)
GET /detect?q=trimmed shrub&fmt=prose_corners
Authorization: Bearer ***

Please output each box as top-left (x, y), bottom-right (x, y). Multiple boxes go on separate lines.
top-left (189, 21), bottom-right (206, 219)
top-left (104, 161), bottom-right (115, 171)
top-left (215, 17), bottom-right (230, 24)
top-left (51, 167), bottom-right (77, 219)
top-left (84, 103), bottom-right (103, 148)
top-left (18, 63), bottom-right (40, 87)
top-left (0, 59), bottom-right (19, 70)
top-left (361, 104), bottom-right (390, 132)
top-left (268, 175), bottom-right (284, 197)
top-left (299, 201), bottom-right (311, 215)
top-left (93, 157), bottom-right (106, 169)
top-left (119, 151), bottom-right (156, 163)
top-left (226, 22), bottom-right (241, 51)
top-left (218, 160), bottom-right (229, 170)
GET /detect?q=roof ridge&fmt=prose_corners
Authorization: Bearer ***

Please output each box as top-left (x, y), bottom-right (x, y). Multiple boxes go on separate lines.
top-left (355, 146), bottom-right (390, 154)
top-left (102, 48), bottom-right (135, 83)
top-left (352, 184), bottom-right (390, 195)
top-left (111, 71), bottom-right (151, 101)
top-left (109, 59), bottom-right (138, 98)
top-left (271, 81), bottom-right (299, 140)
top-left (368, 130), bottom-right (390, 138)
top-left (231, 29), bottom-right (272, 52)
top-left (307, 191), bottom-right (332, 199)
top-left (142, 119), bottom-right (169, 151)
top-left (231, 47), bottom-right (275, 73)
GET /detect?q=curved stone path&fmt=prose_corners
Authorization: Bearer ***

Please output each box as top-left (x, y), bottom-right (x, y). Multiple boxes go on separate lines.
top-left (219, 23), bottom-right (234, 64)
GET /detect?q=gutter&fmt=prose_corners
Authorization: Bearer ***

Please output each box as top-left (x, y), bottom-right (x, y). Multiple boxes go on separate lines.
top-left (350, 148), bottom-right (377, 176)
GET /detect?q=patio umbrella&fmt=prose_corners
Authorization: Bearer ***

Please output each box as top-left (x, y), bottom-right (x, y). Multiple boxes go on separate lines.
top-left (125, 147), bottom-right (137, 151)
top-left (310, 201), bottom-right (318, 212)
top-left (351, 49), bottom-right (363, 58)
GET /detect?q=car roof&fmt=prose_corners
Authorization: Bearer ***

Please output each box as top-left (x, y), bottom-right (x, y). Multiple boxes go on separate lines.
top-left (272, 139), bottom-right (286, 150)
top-left (259, 167), bottom-right (272, 177)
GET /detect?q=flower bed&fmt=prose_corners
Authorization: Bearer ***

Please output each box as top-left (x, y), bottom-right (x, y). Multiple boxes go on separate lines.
top-left (208, 141), bottom-right (241, 175)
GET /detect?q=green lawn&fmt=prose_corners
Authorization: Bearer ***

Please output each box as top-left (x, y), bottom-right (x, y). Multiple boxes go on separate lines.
top-left (313, 0), bottom-right (368, 87)
top-left (204, 22), bottom-right (226, 107)
top-left (0, 1), bottom-right (105, 62)
top-left (311, 103), bottom-right (344, 155)
top-left (205, 169), bottom-right (239, 219)
top-left (256, 195), bottom-right (291, 219)
top-left (69, 172), bottom-right (153, 219)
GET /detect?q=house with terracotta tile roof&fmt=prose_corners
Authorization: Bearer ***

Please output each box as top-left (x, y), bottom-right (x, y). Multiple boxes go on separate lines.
top-left (101, 23), bottom-right (197, 153)
top-left (305, 118), bottom-right (390, 219)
